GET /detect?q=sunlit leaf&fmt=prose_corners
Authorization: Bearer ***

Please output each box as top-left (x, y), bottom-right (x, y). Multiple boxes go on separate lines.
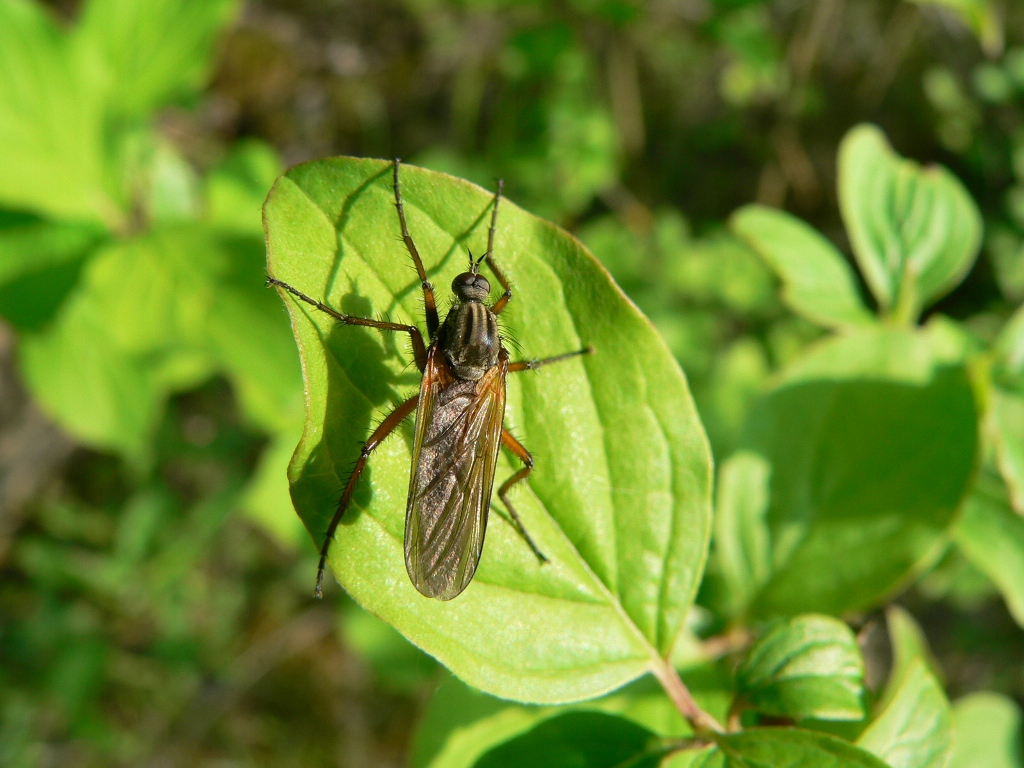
top-left (19, 290), bottom-right (166, 457)
top-left (263, 157), bottom-right (713, 703)
top-left (838, 124), bottom-right (982, 320)
top-left (17, 225), bottom-right (299, 461)
top-left (741, 323), bottom-right (977, 617)
top-left (0, 0), bottom-right (118, 225)
top-left (992, 306), bottom-right (1024, 512)
top-left (955, 467), bottom-right (1024, 627)
top-left (734, 614), bottom-right (865, 721)
top-left (0, 219), bottom-right (104, 331)
top-left (711, 451), bottom-right (772, 619)
top-left (951, 692), bottom-right (1023, 768)
top-left (207, 139), bottom-right (283, 237)
top-left (75, 0), bottom-right (238, 119)
top-left (730, 204), bottom-right (874, 329)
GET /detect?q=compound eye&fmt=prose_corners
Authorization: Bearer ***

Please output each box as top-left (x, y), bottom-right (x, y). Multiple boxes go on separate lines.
top-left (474, 276), bottom-right (491, 294)
top-left (453, 272), bottom-right (476, 288)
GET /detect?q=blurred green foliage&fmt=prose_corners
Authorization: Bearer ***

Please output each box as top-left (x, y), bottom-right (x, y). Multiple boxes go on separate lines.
top-left (0, 0), bottom-right (1022, 766)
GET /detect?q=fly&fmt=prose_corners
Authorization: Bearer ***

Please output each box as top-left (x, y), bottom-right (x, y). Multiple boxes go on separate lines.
top-left (268, 160), bottom-right (591, 600)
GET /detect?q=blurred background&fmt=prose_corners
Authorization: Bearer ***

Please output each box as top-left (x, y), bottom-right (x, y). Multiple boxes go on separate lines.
top-left (0, 0), bottom-right (1022, 766)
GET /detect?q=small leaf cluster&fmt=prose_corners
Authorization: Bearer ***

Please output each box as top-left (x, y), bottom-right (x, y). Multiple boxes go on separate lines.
top-left (0, 0), bottom-right (304, 539)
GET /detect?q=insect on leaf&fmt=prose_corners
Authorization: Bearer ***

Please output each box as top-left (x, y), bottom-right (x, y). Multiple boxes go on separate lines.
top-left (263, 158), bottom-right (713, 704)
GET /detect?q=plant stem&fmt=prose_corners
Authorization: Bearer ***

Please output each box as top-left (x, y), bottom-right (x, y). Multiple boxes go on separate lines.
top-left (651, 660), bottom-right (724, 734)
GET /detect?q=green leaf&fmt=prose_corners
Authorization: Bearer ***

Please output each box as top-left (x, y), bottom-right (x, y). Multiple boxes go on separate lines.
top-left (741, 324), bottom-right (977, 617)
top-left (734, 615), bottom-right (865, 722)
top-left (411, 667), bottom-right (732, 768)
top-left (205, 236), bottom-right (304, 435)
top-left (955, 468), bottom-right (1024, 627)
top-left (242, 429), bottom-right (307, 547)
top-left (884, 605), bottom-right (944, 688)
top-left (838, 124), bottom-right (982, 320)
top-left (19, 289), bottom-right (165, 457)
top-left (75, 0), bottom-right (238, 119)
top-left (951, 692), bottom-right (1023, 768)
top-left (991, 388), bottom-right (1024, 515)
top-left (992, 307), bottom-right (1024, 512)
top-left (857, 607), bottom-right (952, 768)
top-left (473, 711), bottom-right (668, 768)
top-left (730, 205), bottom-right (874, 329)
top-left (712, 451), bottom-right (772, 619)
top-left (17, 225), bottom-right (300, 461)
top-left (995, 305), bottom-right (1024, 382)
top-left (702, 728), bottom-right (891, 767)
top-left (0, 0), bottom-right (117, 224)
top-left (263, 157), bottom-right (714, 703)
top-left (0, 220), bottom-right (104, 331)
top-left (207, 139), bottom-right (283, 236)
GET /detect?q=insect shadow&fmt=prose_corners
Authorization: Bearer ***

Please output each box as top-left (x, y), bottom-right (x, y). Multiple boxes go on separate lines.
top-left (293, 286), bottom-right (420, 539)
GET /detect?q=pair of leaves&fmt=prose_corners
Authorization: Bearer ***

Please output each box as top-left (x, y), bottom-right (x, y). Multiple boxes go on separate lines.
top-left (714, 323), bottom-right (977, 618)
top-left (732, 124), bottom-right (982, 329)
top-left (264, 157), bottom-right (714, 703)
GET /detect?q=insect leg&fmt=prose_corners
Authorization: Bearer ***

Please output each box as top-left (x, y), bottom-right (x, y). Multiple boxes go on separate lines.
top-left (393, 159), bottom-right (440, 337)
top-left (316, 394), bottom-right (420, 598)
top-left (484, 180), bottom-right (514, 316)
top-left (267, 277), bottom-right (427, 371)
top-left (497, 429), bottom-right (548, 564)
top-left (508, 346), bottom-right (593, 373)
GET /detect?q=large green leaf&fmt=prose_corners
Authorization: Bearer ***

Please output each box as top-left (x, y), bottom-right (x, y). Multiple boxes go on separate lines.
top-left (951, 692), bottom-right (1023, 768)
top-left (734, 615), bottom-right (865, 722)
top-left (730, 205), bottom-right (874, 329)
top-left (75, 0), bottom-right (238, 119)
top-left (838, 124), bottom-right (982, 320)
top-left (263, 157), bottom-right (713, 703)
top-left (856, 607), bottom-right (952, 768)
top-left (955, 467), bottom-right (1024, 627)
top-left (695, 728), bottom-right (890, 767)
top-left (740, 324), bottom-right (977, 617)
top-left (0, 0), bottom-right (117, 225)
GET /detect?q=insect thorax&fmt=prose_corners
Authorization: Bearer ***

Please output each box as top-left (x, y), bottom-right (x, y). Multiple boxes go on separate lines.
top-left (439, 300), bottom-right (501, 380)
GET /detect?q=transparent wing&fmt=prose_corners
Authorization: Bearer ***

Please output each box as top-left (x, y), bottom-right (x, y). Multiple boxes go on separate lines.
top-left (405, 346), bottom-right (507, 600)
